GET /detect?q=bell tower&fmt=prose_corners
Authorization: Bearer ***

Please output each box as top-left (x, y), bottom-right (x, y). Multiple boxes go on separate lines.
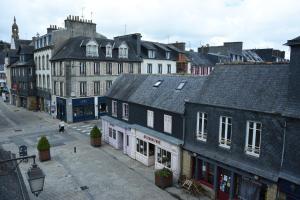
top-left (12, 16), bottom-right (19, 39)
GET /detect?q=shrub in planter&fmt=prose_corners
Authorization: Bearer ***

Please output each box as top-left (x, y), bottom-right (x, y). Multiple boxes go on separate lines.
top-left (37, 136), bottom-right (51, 162)
top-left (155, 167), bottom-right (173, 189)
top-left (90, 125), bottom-right (102, 147)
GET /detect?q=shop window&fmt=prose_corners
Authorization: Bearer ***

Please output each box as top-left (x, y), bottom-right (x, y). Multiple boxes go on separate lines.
top-left (164, 114), bottom-right (172, 134)
top-left (109, 128), bottom-right (112, 137)
top-left (112, 100), bottom-right (117, 117)
top-left (147, 110), bottom-right (154, 128)
top-left (157, 147), bottom-right (171, 168)
top-left (198, 160), bottom-right (214, 186)
top-left (196, 112), bottom-right (207, 141)
top-left (245, 121), bottom-right (261, 157)
top-left (219, 116), bottom-right (232, 148)
top-left (136, 138), bottom-right (147, 156)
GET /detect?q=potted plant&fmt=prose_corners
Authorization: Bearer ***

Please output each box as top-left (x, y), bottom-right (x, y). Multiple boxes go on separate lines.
top-left (155, 167), bottom-right (173, 189)
top-left (37, 136), bottom-right (51, 161)
top-left (90, 125), bottom-right (102, 147)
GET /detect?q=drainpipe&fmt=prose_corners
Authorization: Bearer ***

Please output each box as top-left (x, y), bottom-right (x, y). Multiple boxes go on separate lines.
top-left (280, 121), bottom-right (287, 168)
top-left (179, 102), bottom-right (187, 180)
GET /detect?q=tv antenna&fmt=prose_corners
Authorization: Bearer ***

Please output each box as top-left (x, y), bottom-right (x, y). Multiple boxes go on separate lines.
top-left (81, 7), bottom-right (85, 19)
top-left (124, 24), bottom-right (127, 35)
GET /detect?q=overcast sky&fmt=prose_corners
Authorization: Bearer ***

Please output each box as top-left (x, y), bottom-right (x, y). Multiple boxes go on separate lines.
top-left (1, 0), bottom-right (300, 58)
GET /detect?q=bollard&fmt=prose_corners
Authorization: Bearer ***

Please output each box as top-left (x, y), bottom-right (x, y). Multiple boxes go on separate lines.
top-left (74, 146), bottom-right (76, 153)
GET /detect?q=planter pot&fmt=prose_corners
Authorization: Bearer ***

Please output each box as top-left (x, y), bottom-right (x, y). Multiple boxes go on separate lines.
top-left (155, 172), bottom-right (173, 189)
top-left (90, 137), bottom-right (101, 147)
top-left (38, 149), bottom-right (51, 162)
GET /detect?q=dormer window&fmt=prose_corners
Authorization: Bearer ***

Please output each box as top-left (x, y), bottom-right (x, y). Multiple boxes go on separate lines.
top-left (86, 40), bottom-right (99, 57)
top-left (106, 44), bottom-right (112, 57)
top-left (148, 50), bottom-right (155, 58)
top-left (166, 52), bottom-right (170, 59)
top-left (119, 42), bottom-right (128, 58)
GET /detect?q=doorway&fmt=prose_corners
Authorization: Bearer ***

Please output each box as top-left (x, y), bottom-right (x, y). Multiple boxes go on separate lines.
top-left (118, 131), bottom-right (124, 150)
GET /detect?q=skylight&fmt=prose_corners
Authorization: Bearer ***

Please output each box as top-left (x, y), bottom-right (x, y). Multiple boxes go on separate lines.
top-left (176, 81), bottom-right (186, 90)
top-left (153, 80), bottom-right (162, 87)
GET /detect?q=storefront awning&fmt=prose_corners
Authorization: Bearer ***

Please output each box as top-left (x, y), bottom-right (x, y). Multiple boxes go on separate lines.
top-left (130, 124), bottom-right (184, 146)
top-left (101, 115), bottom-right (131, 129)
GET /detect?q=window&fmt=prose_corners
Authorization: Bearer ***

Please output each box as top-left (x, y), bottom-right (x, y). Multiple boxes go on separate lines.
top-left (147, 64), bottom-right (152, 74)
top-left (138, 63), bottom-right (141, 74)
top-left (43, 75), bottom-right (45, 88)
top-left (94, 81), bottom-right (100, 96)
top-left (164, 114), bottom-right (172, 134)
top-left (196, 112), bottom-right (208, 141)
top-left (42, 55), bottom-right (45, 69)
top-left (245, 121), bottom-right (262, 157)
top-left (166, 52), bottom-right (170, 59)
top-left (118, 63), bottom-right (123, 74)
top-left (198, 159), bottom-right (214, 185)
top-left (148, 50), bottom-right (155, 58)
top-left (52, 63), bottom-right (56, 76)
top-left (153, 80), bottom-right (162, 87)
top-left (126, 135), bottom-right (129, 146)
top-left (129, 63), bottom-right (134, 73)
top-left (38, 56), bottom-right (41, 70)
top-left (106, 80), bottom-right (112, 91)
top-left (86, 41), bottom-right (98, 57)
top-left (176, 81), bottom-right (186, 90)
top-left (136, 138), bottom-right (147, 156)
top-left (79, 62), bottom-right (86, 75)
top-left (53, 81), bottom-right (57, 95)
top-left (59, 82), bottom-right (64, 96)
top-left (157, 147), bottom-right (171, 168)
top-left (122, 103), bottom-right (129, 120)
top-left (219, 116), bottom-right (232, 148)
top-left (59, 61), bottom-right (63, 76)
top-left (147, 110), bottom-right (154, 128)
top-left (106, 63), bottom-right (112, 74)
top-left (158, 64), bottom-right (162, 74)
top-left (119, 43), bottom-right (128, 58)
top-left (47, 75), bottom-right (50, 89)
top-left (94, 62), bottom-right (100, 75)
top-left (106, 44), bottom-right (112, 57)
top-left (79, 82), bottom-right (87, 96)
top-left (112, 100), bottom-right (117, 116)
top-left (113, 129), bottom-right (116, 139)
top-left (109, 128), bottom-right (112, 137)
top-left (167, 64), bottom-right (171, 74)
top-left (46, 54), bottom-right (49, 69)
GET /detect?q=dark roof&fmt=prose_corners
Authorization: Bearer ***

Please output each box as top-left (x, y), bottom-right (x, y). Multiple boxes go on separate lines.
top-left (15, 39), bottom-right (32, 49)
top-left (191, 63), bottom-right (289, 114)
top-left (106, 74), bottom-right (207, 114)
top-left (140, 41), bottom-right (179, 61)
top-left (185, 51), bottom-right (215, 66)
top-left (285, 35), bottom-right (300, 46)
top-left (51, 36), bottom-right (142, 62)
top-left (19, 44), bottom-right (34, 54)
top-left (242, 50), bottom-right (263, 62)
top-left (0, 148), bottom-right (30, 200)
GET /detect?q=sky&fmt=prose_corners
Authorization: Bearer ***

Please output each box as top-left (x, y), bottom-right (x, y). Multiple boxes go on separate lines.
top-left (1, 0), bottom-right (300, 58)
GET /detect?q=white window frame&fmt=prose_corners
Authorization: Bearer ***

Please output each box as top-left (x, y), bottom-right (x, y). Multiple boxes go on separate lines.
top-left (245, 121), bottom-right (262, 157)
top-left (157, 147), bottom-right (171, 168)
top-left (147, 110), bottom-right (154, 128)
top-left (106, 44), bottom-right (112, 57)
top-left (219, 116), bottom-right (232, 148)
top-left (164, 114), bottom-right (172, 134)
top-left (122, 103), bottom-right (129, 120)
top-left (196, 112), bottom-right (207, 141)
top-left (112, 100), bottom-right (117, 117)
top-left (166, 52), bottom-right (170, 59)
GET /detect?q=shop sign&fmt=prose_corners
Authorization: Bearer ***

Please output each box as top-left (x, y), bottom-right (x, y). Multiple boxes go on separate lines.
top-left (144, 135), bottom-right (160, 144)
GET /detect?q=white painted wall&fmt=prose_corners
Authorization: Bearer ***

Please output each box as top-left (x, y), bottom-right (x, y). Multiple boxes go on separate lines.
top-left (34, 49), bottom-right (52, 90)
top-left (141, 59), bottom-right (176, 74)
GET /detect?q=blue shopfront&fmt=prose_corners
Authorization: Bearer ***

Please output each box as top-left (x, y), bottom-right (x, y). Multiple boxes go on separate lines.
top-left (73, 97), bottom-right (95, 122)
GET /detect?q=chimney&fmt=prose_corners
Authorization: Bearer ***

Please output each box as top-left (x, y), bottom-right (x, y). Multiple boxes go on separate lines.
top-left (169, 42), bottom-right (186, 51)
top-left (286, 36), bottom-right (300, 111)
top-left (198, 45), bottom-right (209, 54)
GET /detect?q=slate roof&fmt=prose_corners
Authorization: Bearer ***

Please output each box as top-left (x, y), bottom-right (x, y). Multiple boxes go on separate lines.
top-left (185, 51), bottom-right (215, 66)
top-left (0, 148), bottom-right (30, 200)
top-left (51, 36), bottom-right (142, 62)
top-left (190, 63), bottom-right (289, 115)
top-left (106, 74), bottom-right (207, 114)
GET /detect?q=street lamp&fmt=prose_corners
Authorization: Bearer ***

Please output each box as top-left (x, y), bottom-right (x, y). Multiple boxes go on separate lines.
top-left (0, 155), bottom-right (45, 197)
top-left (27, 159), bottom-right (45, 197)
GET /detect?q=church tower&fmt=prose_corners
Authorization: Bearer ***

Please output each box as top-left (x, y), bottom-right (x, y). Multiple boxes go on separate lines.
top-left (11, 16), bottom-right (19, 49)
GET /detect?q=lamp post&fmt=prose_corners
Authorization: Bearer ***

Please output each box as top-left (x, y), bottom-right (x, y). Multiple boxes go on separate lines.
top-left (0, 154), bottom-right (45, 197)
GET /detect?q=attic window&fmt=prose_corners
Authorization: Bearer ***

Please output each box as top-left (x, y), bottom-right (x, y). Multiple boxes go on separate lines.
top-left (176, 81), bottom-right (186, 90)
top-left (153, 80), bottom-right (162, 87)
